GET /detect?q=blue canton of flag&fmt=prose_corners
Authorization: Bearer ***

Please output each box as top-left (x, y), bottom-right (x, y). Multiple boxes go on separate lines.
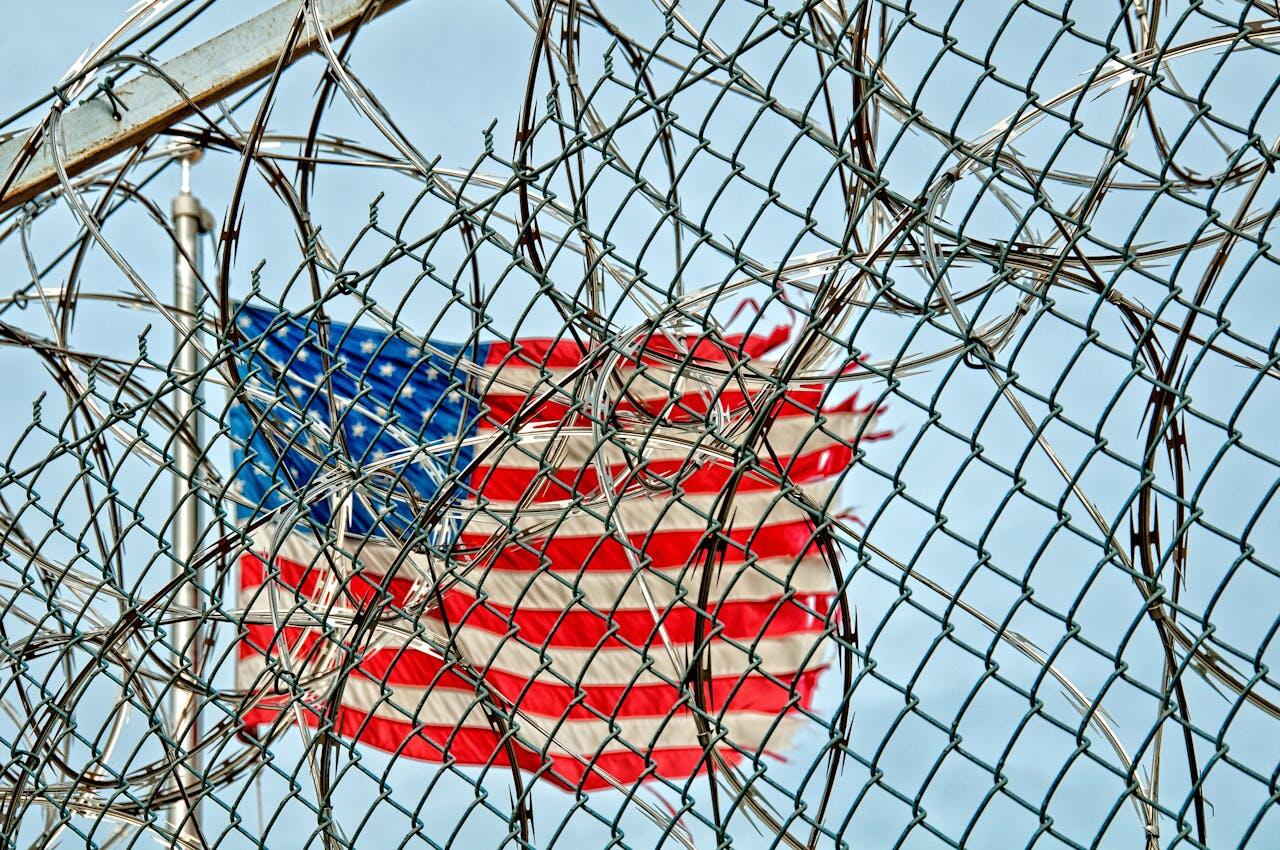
top-left (228, 304), bottom-right (490, 540)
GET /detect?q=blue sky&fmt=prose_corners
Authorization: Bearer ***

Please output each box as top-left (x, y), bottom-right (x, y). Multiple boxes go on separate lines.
top-left (1, 2), bottom-right (1278, 848)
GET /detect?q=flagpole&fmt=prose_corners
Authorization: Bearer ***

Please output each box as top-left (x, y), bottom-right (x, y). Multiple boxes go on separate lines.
top-left (170, 147), bottom-right (211, 844)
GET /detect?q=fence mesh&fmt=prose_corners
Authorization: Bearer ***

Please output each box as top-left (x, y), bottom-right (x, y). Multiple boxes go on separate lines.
top-left (0, 0), bottom-right (1277, 847)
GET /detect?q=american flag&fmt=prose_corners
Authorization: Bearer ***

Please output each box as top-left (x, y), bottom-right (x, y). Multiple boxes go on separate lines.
top-left (229, 303), bottom-right (886, 791)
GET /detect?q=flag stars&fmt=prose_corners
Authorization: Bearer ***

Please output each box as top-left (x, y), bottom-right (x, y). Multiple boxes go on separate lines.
top-left (232, 320), bottom-right (496, 529)
top-left (237, 315), bottom-right (252, 328)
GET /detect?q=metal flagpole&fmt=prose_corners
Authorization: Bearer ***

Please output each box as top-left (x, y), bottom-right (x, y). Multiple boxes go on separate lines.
top-left (170, 148), bottom-right (212, 844)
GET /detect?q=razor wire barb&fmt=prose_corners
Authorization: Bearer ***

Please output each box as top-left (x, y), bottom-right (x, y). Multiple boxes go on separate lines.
top-left (0, 0), bottom-right (1276, 848)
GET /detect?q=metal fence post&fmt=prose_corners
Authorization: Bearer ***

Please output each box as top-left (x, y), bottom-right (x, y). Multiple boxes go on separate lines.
top-left (170, 150), bottom-right (211, 845)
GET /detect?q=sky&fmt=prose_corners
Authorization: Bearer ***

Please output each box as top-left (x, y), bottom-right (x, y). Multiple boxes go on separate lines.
top-left (0, 2), bottom-right (1278, 849)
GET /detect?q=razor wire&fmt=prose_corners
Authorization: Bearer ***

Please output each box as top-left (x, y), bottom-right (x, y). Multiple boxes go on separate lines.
top-left (0, 0), bottom-right (1276, 848)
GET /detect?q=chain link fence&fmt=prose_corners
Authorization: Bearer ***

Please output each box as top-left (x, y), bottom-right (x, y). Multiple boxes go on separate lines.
top-left (0, 0), bottom-right (1276, 847)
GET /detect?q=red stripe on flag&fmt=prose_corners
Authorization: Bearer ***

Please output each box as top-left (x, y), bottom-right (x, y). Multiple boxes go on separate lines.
top-left (240, 702), bottom-right (748, 792)
top-left (483, 325), bottom-right (791, 369)
top-left (238, 626), bottom-right (825, 718)
top-left (467, 439), bottom-right (878, 503)
top-left (454, 521), bottom-right (829, 572)
top-left (475, 384), bottom-right (879, 431)
top-left (241, 556), bottom-right (834, 647)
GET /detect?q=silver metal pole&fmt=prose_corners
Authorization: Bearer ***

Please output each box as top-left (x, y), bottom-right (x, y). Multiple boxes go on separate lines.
top-left (171, 150), bottom-right (210, 844)
top-left (0, 0), bottom-right (415, 213)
